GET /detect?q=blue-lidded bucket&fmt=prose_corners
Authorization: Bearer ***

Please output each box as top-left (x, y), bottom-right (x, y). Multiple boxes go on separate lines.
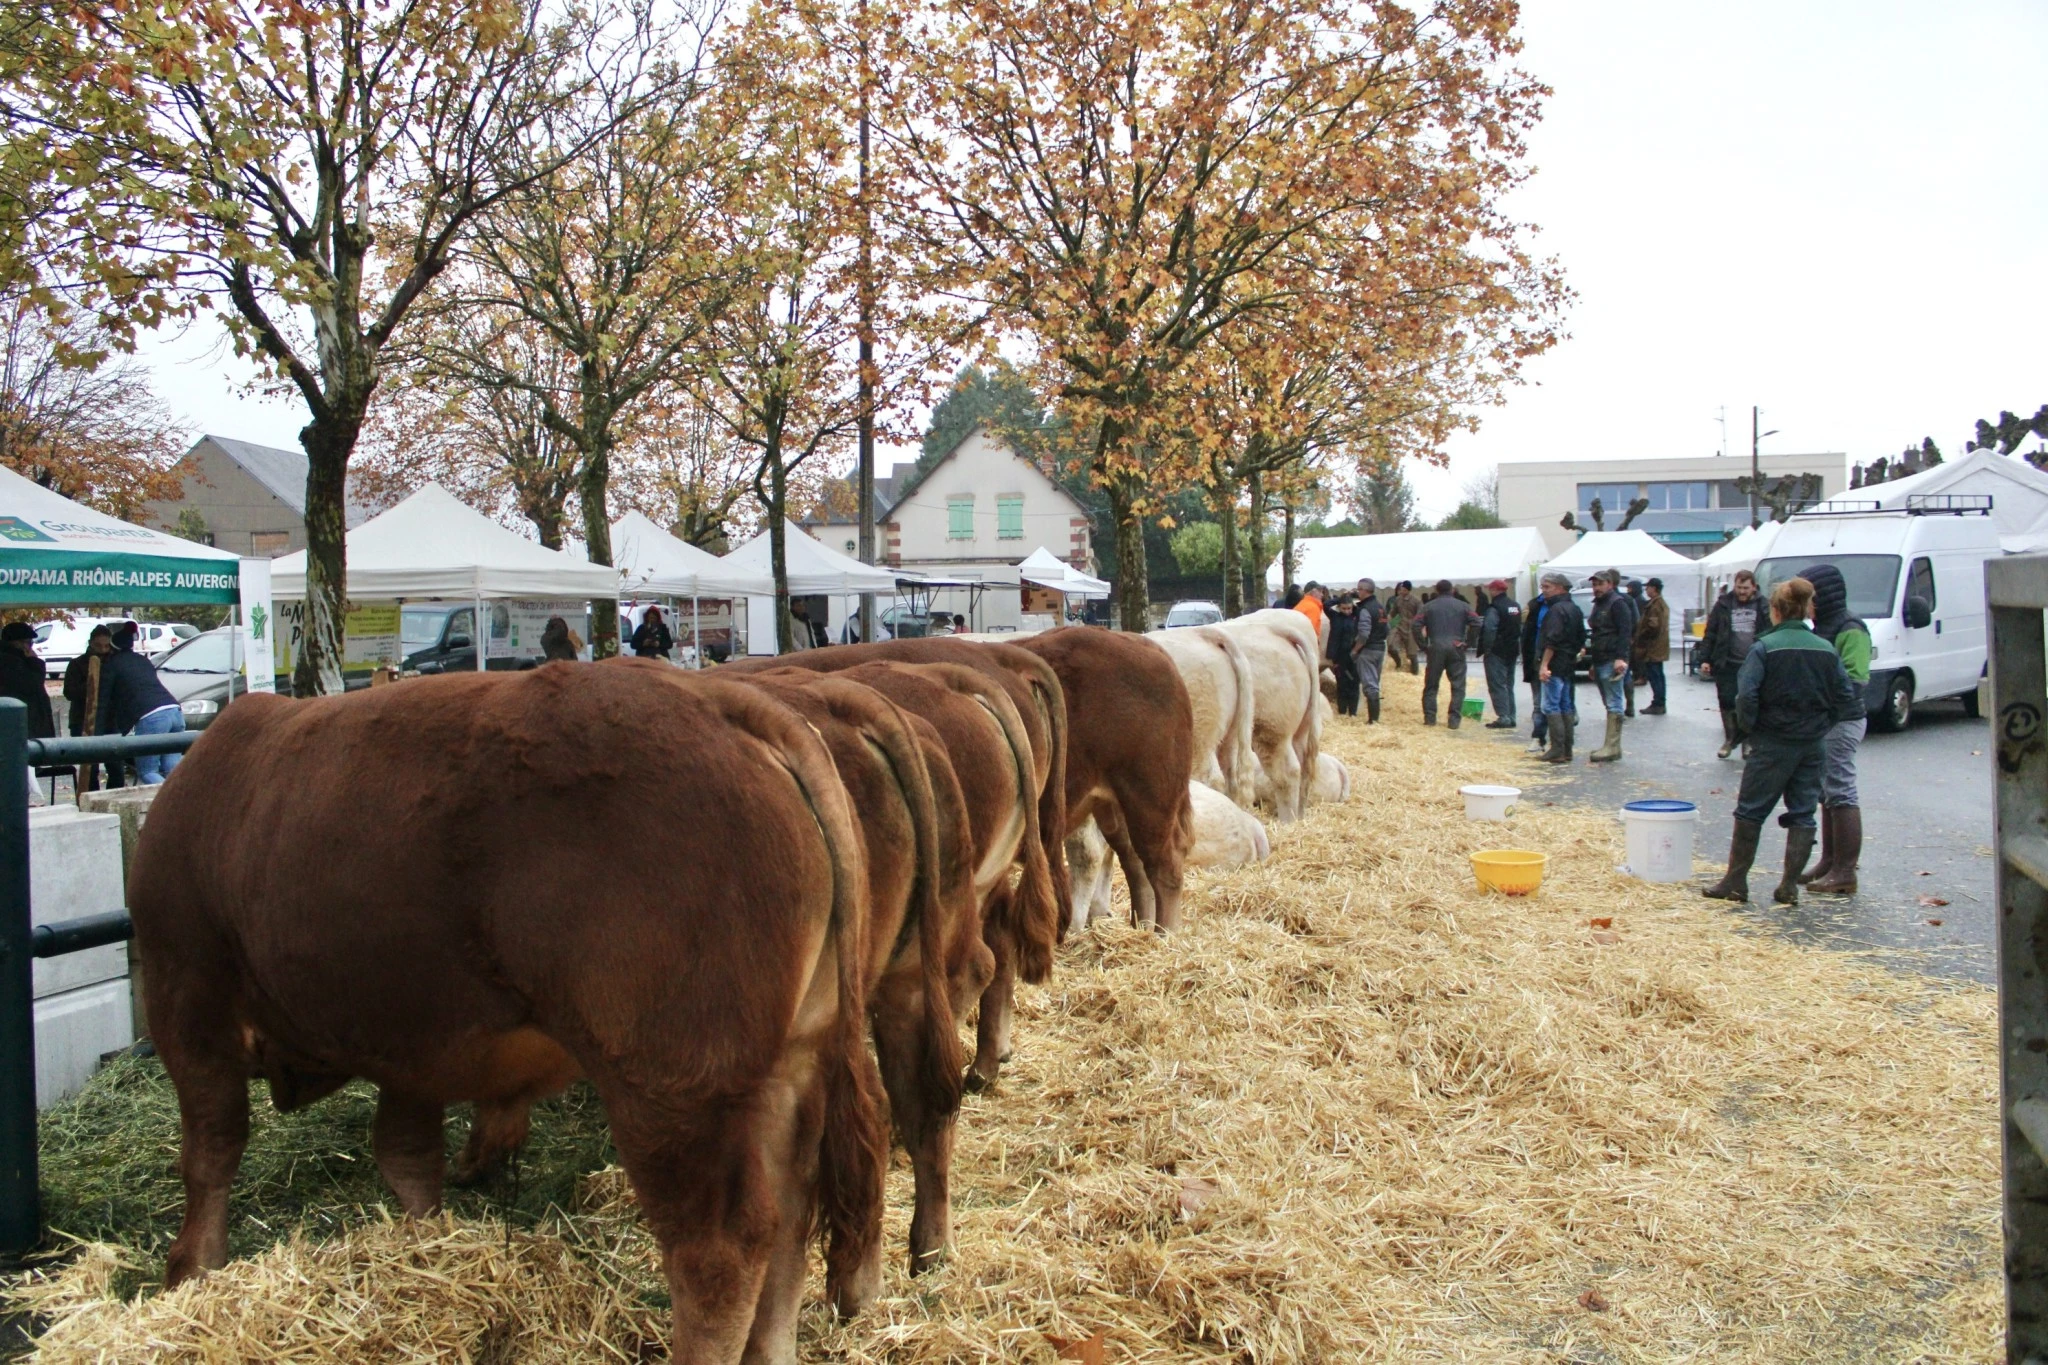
top-left (1621, 799), bottom-right (1697, 883)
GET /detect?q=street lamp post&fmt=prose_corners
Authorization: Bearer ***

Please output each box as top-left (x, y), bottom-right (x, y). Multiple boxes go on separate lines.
top-left (1750, 405), bottom-right (1780, 530)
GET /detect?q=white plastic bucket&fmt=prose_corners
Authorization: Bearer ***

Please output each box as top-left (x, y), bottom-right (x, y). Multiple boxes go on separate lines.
top-left (1460, 784), bottom-right (1520, 822)
top-left (1622, 800), bottom-right (1697, 882)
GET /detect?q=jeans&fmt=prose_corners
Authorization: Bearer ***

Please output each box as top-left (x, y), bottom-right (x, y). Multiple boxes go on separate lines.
top-left (1355, 645), bottom-right (1385, 703)
top-left (1541, 674), bottom-right (1578, 716)
top-left (1592, 663), bottom-right (1627, 716)
top-left (1483, 654), bottom-right (1516, 724)
top-left (1641, 659), bottom-right (1667, 708)
top-left (1529, 679), bottom-right (1547, 739)
top-left (1734, 733), bottom-right (1825, 828)
top-left (132, 705), bottom-right (185, 785)
top-left (1422, 647), bottom-right (1468, 724)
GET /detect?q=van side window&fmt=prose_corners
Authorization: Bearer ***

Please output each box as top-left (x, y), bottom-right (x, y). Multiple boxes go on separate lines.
top-left (1905, 557), bottom-right (1935, 614)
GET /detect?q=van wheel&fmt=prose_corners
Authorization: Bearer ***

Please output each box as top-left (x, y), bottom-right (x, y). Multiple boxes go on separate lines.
top-left (1962, 685), bottom-right (1982, 719)
top-left (1873, 673), bottom-right (1913, 733)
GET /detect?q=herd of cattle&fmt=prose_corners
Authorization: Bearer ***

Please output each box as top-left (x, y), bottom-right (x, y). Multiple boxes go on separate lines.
top-left (127, 608), bottom-right (1349, 1362)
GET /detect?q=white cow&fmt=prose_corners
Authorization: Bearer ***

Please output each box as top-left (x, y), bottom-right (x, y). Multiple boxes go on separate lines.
top-left (1310, 752), bottom-right (1351, 804)
top-left (1147, 625), bottom-right (1259, 810)
top-left (1067, 783), bottom-right (1271, 931)
top-left (1215, 609), bottom-right (1322, 822)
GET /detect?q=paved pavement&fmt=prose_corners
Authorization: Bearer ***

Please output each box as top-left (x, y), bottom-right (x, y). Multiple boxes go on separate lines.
top-left (1455, 665), bottom-right (1997, 983)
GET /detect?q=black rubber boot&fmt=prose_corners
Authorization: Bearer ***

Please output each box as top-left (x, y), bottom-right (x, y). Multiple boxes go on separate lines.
top-left (1800, 805), bottom-right (1835, 885)
top-left (1809, 807), bottom-right (1860, 895)
top-left (1774, 825), bottom-right (1817, 905)
top-left (1702, 819), bottom-right (1763, 902)
top-left (1366, 696), bottom-right (1381, 724)
top-left (1716, 711), bottom-right (1738, 759)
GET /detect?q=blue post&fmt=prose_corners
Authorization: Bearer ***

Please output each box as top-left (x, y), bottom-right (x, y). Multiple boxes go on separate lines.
top-left (0, 699), bottom-right (38, 1252)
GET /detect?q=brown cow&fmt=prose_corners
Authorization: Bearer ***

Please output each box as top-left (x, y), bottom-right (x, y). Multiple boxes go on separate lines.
top-left (130, 666), bottom-right (888, 1363)
top-left (1017, 629), bottom-right (1196, 931)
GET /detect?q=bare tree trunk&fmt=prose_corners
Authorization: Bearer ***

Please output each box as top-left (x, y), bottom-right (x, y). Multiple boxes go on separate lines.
top-left (579, 436), bottom-right (618, 659)
top-left (1106, 481), bottom-right (1149, 632)
top-left (1215, 477), bottom-right (1242, 618)
top-left (1246, 470), bottom-right (1267, 609)
top-left (294, 416), bottom-right (357, 698)
top-left (768, 445), bottom-right (792, 652)
top-left (1282, 499), bottom-right (1296, 596)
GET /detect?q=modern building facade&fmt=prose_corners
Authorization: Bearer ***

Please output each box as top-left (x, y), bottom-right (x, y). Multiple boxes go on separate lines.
top-left (143, 434), bottom-right (374, 557)
top-left (806, 427), bottom-right (1095, 631)
top-left (1499, 452), bottom-right (1851, 559)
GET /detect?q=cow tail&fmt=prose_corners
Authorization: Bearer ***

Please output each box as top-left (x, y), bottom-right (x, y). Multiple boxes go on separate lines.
top-left (1287, 629), bottom-right (1322, 816)
top-left (856, 698), bottom-right (966, 1124)
top-left (1217, 631), bottom-right (1259, 811)
top-left (983, 688), bottom-right (1060, 985)
top-left (766, 703), bottom-right (887, 1294)
top-left (1028, 665), bottom-right (1073, 940)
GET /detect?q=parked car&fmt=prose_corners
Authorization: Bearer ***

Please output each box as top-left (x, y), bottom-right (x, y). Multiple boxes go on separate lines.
top-left (1162, 600), bottom-right (1224, 629)
top-left (877, 603), bottom-right (947, 639)
top-left (1754, 499), bottom-right (2000, 731)
top-left (154, 628), bottom-right (247, 729)
top-left (37, 617), bottom-right (196, 677)
top-left (402, 604), bottom-right (481, 673)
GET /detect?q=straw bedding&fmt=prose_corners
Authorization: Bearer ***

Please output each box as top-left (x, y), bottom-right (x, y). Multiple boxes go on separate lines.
top-left (9, 669), bottom-right (2001, 1361)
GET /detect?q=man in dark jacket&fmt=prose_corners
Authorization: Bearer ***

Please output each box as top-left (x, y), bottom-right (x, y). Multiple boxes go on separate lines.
top-left (0, 623), bottom-right (55, 739)
top-left (1583, 569), bottom-right (1633, 763)
top-left (1535, 572), bottom-right (1585, 763)
top-left (61, 625), bottom-right (120, 789)
top-left (1351, 579), bottom-right (1389, 723)
top-left (1701, 569), bottom-right (1763, 758)
top-left (1701, 576), bottom-right (1861, 906)
top-left (1632, 579), bottom-right (1671, 715)
top-left (1415, 580), bottom-right (1479, 728)
top-left (1520, 586), bottom-right (1549, 752)
top-left (1325, 593), bottom-right (1360, 717)
top-left (96, 622), bottom-right (184, 784)
top-left (1478, 579), bottom-right (1522, 729)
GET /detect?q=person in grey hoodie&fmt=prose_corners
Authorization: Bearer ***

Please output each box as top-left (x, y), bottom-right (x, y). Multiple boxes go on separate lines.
top-left (1415, 580), bottom-right (1480, 728)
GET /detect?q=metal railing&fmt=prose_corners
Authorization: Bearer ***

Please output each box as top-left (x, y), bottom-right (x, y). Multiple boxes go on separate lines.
top-left (0, 698), bottom-right (198, 1252)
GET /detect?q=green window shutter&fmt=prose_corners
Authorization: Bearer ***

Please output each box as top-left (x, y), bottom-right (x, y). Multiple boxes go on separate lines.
top-left (948, 495), bottom-right (974, 538)
top-left (997, 494), bottom-right (1024, 539)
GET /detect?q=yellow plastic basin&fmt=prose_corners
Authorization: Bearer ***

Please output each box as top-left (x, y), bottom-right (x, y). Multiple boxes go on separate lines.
top-left (1470, 849), bottom-right (1548, 895)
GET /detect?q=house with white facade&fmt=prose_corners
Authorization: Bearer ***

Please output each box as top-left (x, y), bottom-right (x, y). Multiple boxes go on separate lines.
top-left (807, 427), bottom-right (1095, 632)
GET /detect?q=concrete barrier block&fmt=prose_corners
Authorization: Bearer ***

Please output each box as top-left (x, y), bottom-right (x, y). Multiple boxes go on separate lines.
top-left (27, 807), bottom-right (127, 998)
top-left (34, 978), bottom-right (134, 1109)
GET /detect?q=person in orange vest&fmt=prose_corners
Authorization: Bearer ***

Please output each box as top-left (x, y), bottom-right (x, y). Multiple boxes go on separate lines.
top-left (1293, 581), bottom-right (1328, 649)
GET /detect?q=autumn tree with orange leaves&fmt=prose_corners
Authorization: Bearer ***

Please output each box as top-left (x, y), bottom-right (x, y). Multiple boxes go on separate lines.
top-left (894, 0), bottom-right (1564, 629)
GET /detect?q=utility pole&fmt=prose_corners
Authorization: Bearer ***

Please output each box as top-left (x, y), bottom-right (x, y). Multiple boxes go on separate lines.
top-left (854, 0), bottom-right (878, 643)
top-left (1750, 406), bottom-right (1760, 529)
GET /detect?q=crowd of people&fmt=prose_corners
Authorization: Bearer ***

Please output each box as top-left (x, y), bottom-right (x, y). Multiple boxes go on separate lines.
top-left (0, 619), bottom-right (191, 795)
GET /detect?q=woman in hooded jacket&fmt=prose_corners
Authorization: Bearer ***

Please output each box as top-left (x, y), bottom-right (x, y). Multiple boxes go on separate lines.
top-left (1795, 563), bottom-right (1870, 894)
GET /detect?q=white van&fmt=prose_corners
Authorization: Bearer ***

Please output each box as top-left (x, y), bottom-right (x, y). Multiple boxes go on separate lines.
top-left (1752, 496), bottom-right (1999, 731)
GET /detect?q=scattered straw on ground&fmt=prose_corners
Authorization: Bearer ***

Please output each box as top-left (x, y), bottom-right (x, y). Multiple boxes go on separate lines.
top-left (9, 669), bottom-right (2002, 1362)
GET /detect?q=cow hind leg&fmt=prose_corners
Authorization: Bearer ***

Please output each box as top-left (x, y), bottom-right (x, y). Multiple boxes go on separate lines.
top-left (966, 933), bottom-right (1016, 1091)
top-left (609, 1095), bottom-right (777, 1365)
top-left (872, 1004), bottom-right (957, 1273)
top-left (1099, 809), bottom-right (1157, 927)
top-left (742, 1076), bottom-right (829, 1365)
top-left (1115, 785), bottom-right (1192, 933)
top-left (161, 1049), bottom-right (250, 1287)
top-left (371, 1088), bottom-right (447, 1218)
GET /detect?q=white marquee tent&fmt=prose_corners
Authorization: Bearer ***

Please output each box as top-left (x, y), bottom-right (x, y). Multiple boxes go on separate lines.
top-left (1811, 447), bottom-right (2048, 553)
top-left (1018, 546), bottom-right (1111, 597)
top-left (612, 511), bottom-right (774, 598)
top-left (1696, 521), bottom-right (1782, 578)
top-left (1541, 529), bottom-right (1697, 582)
top-left (1269, 526), bottom-right (1551, 594)
top-left (724, 520), bottom-right (905, 596)
top-left (271, 483), bottom-right (621, 600)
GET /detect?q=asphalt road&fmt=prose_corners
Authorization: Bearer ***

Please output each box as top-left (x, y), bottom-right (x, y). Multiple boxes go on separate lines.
top-left (1457, 663), bottom-right (1997, 983)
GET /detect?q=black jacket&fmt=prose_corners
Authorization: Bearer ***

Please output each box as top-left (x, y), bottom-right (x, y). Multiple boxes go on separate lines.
top-left (1736, 621), bottom-right (1863, 741)
top-left (95, 643), bottom-right (177, 736)
top-left (1701, 592), bottom-right (1766, 674)
top-left (629, 619), bottom-right (674, 658)
top-left (62, 652), bottom-right (97, 735)
top-left (0, 650), bottom-right (54, 739)
top-left (1586, 590), bottom-right (1634, 667)
top-left (1536, 594), bottom-right (1585, 670)
top-left (1480, 593), bottom-right (1522, 662)
top-left (1354, 594), bottom-right (1388, 648)
top-left (1326, 608), bottom-right (1358, 676)
top-left (1416, 592), bottom-right (1478, 653)
top-left (1520, 596), bottom-right (1545, 682)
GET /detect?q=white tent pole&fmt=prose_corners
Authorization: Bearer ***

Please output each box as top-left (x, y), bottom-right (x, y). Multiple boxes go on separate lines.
top-left (692, 594), bottom-right (700, 668)
top-left (475, 594), bottom-right (486, 672)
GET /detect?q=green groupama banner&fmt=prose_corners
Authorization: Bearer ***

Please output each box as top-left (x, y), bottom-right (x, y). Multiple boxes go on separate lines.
top-left (0, 550), bottom-right (241, 605)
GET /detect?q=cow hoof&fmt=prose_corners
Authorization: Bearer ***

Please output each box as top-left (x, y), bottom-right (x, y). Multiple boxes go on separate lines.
top-left (962, 1067), bottom-right (996, 1094)
top-left (909, 1243), bottom-right (950, 1275)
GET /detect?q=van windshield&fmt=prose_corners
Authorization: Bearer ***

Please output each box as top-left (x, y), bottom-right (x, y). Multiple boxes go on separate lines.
top-left (1754, 555), bottom-right (1901, 619)
top-left (402, 607), bottom-right (452, 650)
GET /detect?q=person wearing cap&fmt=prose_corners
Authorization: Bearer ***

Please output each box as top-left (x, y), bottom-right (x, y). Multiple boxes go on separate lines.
top-left (1386, 581), bottom-right (1420, 674)
top-left (1583, 569), bottom-right (1633, 762)
top-left (1416, 579), bottom-right (1479, 728)
top-left (0, 622), bottom-right (55, 740)
top-left (1325, 591), bottom-right (1360, 716)
top-left (1632, 578), bottom-right (1670, 715)
top-left (95, 621), bottom-right (185, 784)
top-left (61, 625), bottom-right (120, 789)
top-left (1351, 578), bottom-right (1389, 723)
top-left (1293, 581), bottom-right (1327, 649)
top-left (1476, 579), bottom-right (1521, 728)
top-left (1534, 571), bottom-right (1584, 762)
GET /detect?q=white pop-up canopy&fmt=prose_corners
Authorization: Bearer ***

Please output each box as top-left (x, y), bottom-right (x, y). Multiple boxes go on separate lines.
top-left (1542, 529), bottom-right (1698, 581)
top-left (0, 463), bottom-right (243, 606)
top-left (1697, 521), bottom-right (1781, 575)
top-left (1018, 545), bottom-right (1111, 597)
top-left (724, 520), bottom-right (906, 595)
top-left (1812, 447), bottom-right (2048, 552)
top-left (612, 511), bottom-right (775, 598)
top-left (270, 483), bottom-right (620, 600)
top-left (1271, 526), bottom-right (1550, 592)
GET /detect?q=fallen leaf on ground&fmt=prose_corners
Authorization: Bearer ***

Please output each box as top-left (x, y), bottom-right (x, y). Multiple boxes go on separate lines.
top-left (1926, 919), bottom-right (1944, 927)
top-left (1579, 1289), bottom-right (1610, 1312)
top-left (1918, 870), bottom-right (1931, 876)
top-left (1047, 1332), bottom-right (1107, 1364)
top-left (1177, 1176), bottom-right (1218, 1218)
top-left (1590, 930), bottom-right (1620, 946)
top-left (1918, 895), bottom-right (1949, 908)
top-left (1589, 917), bottom-right (1613, 929)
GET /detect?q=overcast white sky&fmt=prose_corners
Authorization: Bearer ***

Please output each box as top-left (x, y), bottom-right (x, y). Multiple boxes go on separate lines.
top-left (138, 2), bottom-right (2048, 526)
